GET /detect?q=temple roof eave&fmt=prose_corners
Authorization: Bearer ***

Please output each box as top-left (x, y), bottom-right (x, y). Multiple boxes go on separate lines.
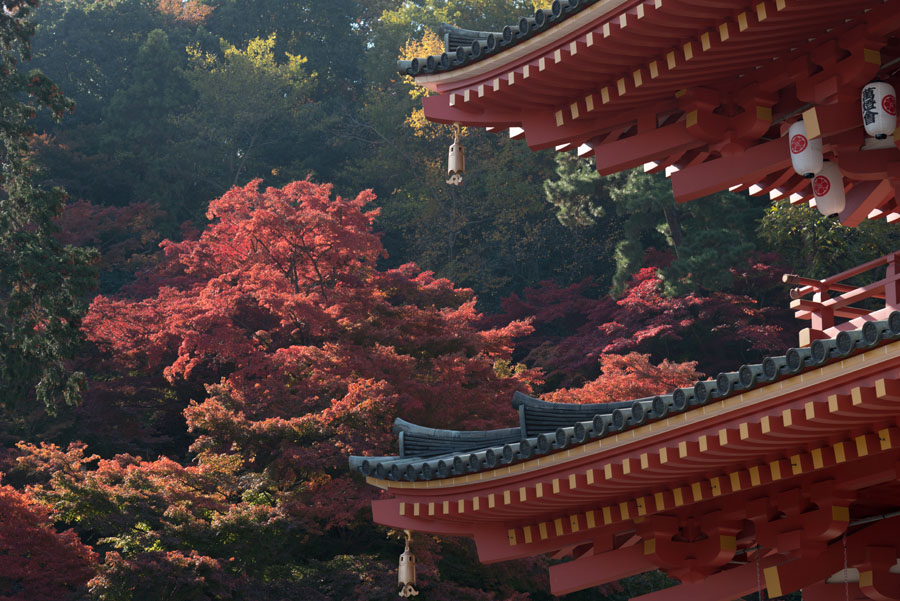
top-left (406, 0), bottom-right (632, 91)
top-left (350, 315), bottom-right (900, 489)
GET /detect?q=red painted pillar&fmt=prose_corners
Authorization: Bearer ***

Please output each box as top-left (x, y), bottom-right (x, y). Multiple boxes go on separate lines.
top-left (885, 253), bottom-right (900, 311)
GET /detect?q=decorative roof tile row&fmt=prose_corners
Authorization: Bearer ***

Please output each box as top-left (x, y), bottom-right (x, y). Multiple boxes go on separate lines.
top-left (397, 0), bottom-right (602, 76)
top-left (349, 313), bottom-right (900, 483)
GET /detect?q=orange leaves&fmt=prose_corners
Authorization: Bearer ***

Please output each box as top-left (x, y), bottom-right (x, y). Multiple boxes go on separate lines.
top-left (495, 262), bottom-right (793, 387)
top-left (14, 441), bottom-right (99, 483)
top-left (0, 484), bottom-right (97, 600)
top-left (81, 177), bottom-right (534, 526)
top-left (156, 0), bottom-right (213, 25)
top-left (545, 353), bottom-right (701, 405)
top-left (68, 175), bottom-right (540, 598)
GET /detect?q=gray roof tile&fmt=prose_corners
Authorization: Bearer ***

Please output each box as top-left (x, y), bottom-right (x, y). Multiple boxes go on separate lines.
top-left (350, 313), bottom-right (900, 482)
top-left (397, 0), bottom-right (599, 76)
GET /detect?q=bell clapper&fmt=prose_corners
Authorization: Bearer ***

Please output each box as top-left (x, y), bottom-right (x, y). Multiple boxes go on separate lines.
top-left (398, 529), bottom-right (419, 598)
top-left (447, 122), bottom-right (465, 186)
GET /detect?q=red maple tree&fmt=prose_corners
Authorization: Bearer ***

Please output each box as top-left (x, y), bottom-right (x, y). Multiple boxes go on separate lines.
top-left (38, 179), bottom-right (538, 596)
top-left (544, 352), bottom-right (702, 404)
top-left (494, 255), bottom-right (795, 387)
top-left (0, 479), bottom-right (96, 600)
top-left (84, 178), bottom-right (533, 447)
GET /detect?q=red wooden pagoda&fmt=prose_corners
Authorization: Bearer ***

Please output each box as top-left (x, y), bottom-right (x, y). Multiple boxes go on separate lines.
top-left (351, 1), bottom-right (900, 600)
top-left (402, 0), bottom-right (900, 224)
top-left (351, 254), bottom-right (900, 600)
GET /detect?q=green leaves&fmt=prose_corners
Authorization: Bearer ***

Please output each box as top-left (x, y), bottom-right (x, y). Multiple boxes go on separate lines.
top-left (544, 152), bottom-right (605, 228)
top-left (758, 202), bottom-right (900, 279)
top-left (180, 34), bottom-right (319, 193)
top-left (543, 157), bottom-right (774, 297)
top-left (0, 0), bottom-right (97, 413)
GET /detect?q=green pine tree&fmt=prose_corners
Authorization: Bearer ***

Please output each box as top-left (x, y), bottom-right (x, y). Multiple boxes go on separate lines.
top-left (0, 0), bottom-right (97, 413)
top-left (543, 154), bottom-right (769, 295)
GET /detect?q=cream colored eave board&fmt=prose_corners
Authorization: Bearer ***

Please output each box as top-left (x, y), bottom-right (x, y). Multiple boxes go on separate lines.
top-left (415, 0), bottom-right (633, 91)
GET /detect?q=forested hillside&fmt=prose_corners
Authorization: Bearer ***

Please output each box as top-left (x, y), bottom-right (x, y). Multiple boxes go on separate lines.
top-left (1, 0), bottom-right (899, 599)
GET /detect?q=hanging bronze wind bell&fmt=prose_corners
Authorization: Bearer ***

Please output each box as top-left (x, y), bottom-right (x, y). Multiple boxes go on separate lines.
top-left (446, 122), bottom-right (464, 185)
top-left (398, 530), bottom-right (419, 597)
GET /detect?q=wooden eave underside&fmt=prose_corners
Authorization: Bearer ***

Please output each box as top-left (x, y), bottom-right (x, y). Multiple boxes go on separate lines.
top-left (415, 0), bottom-right (900, 224)
top-left (370, 341), bottom-right (900, 567)
top-left (420, 0), bottom-right (873, 129)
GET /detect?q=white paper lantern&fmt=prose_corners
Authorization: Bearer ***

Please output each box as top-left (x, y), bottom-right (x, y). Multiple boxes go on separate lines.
top-left (812, 161), bottom-right (845, 217)
top-left (788, 120), bottom-right (823, 178)
top-left (861, 81), bottom-right (897, 139)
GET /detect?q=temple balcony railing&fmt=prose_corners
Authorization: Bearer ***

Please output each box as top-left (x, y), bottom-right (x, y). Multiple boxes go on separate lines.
top-left (785, 250), bottom-right (900, 346)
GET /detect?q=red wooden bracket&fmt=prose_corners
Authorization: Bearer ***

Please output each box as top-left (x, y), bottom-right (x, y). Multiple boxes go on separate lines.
top-left (549, 543), bottom-right (656, 596)
top-left (670, 136), bottom-right (790, 203)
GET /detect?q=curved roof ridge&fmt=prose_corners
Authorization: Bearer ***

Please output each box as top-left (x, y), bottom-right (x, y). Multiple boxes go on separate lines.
top-left (398, 0), bottom-right (602, 76)
top-left (392, 417), bottom-right (520, 439)
top-left (438, 23), bottom-right (504, 53)
top-left (350, 314), bottom-right (900, 482)
top-left (512, 390), bottom-right (637, 412)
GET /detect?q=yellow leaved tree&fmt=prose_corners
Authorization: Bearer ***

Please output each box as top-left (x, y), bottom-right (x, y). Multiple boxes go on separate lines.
top-left (399, 28), bottom-right (453, 139)
top-left (182, 34), bottom-right (318, 188)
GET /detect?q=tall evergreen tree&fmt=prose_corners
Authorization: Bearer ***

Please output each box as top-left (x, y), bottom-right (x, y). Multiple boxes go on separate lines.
top-left (0, 0), bottom-right (96, 412)
top-left (544, 155), bottom-right (768, 295)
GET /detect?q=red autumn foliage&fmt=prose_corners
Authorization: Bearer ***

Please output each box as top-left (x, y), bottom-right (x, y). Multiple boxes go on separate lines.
top-left (84, 179), bottom-right (533, 444)
top-left (490, 278), bottom-right (615, 387)
top-left (494, 257), bottom-right (795, 387)
top-left (58, 200), bottom-right (160, 262)
top-left (599, 264), bottom-right (793, 360)
top-left (0, 480), bottom-right (96, 600)
top-left (57, 199), bottom-right (162, 288)
top-left (89, 551), bottom-right (234, 601)
top-left (156, 0), bottom-right (214, 25)
top-left (55, 179), bottom-right (538, 596)
top-left (544, 352), bottom-right (702, 404)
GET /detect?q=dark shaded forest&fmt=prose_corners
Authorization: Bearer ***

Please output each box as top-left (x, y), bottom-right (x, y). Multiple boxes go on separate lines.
top-left (1, 0), bottom-right (899, 599)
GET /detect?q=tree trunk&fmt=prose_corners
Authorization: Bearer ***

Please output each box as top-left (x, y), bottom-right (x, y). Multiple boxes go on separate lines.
top-left (662, 201), bottom-right (683, 257)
